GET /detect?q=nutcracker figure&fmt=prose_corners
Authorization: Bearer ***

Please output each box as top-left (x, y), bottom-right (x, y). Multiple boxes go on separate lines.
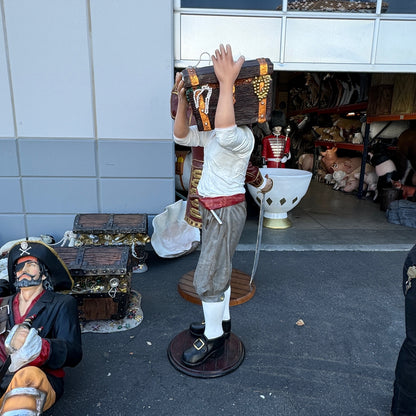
top-left (262, 125), bottom-right (291, 168)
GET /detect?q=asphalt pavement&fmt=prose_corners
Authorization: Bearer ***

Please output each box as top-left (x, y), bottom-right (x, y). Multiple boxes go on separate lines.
top-left (45, 248), bottom-right (410, 416)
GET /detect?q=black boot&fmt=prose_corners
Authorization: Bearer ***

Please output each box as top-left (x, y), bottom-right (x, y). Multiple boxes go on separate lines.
top-left (182, 335), bottom-right (225, 367)
top-left (189, 320), bottom-right (231, 338)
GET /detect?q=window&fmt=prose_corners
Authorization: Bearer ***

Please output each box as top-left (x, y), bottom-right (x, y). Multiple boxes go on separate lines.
top-left (181, 0), bottom-right (416, 14)
top-left (181, 0), bottom-right (282, 10)
top-left (285, 0), bottom-right (379, 13)
top-left (383, 0), bottom-right (416, 13)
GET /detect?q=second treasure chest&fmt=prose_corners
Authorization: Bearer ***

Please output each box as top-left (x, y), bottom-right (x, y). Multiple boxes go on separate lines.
top-left (55, 245), bottom-right (132, 321)
top-left (72, 213), bottom-right (150, 273)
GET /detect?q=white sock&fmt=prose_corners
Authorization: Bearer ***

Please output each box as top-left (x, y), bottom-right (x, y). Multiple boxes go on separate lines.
top-left (202, 300), bottom-right (225, 340)
top-left (222, 286), bottom-right (231, 321)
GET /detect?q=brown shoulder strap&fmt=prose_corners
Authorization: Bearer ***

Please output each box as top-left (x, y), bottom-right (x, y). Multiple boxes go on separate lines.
top-left (0, 296), bottom-right (12, 335)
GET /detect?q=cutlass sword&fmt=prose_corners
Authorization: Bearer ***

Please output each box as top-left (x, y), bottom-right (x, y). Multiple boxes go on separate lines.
top-left (250, 191), bottom-right (266, 285)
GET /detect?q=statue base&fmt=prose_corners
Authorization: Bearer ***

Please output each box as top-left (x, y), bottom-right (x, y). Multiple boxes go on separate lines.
top-left (264, 216), bottom-right (292, 229)
top-left (167, 330), bottom-right (245, 378)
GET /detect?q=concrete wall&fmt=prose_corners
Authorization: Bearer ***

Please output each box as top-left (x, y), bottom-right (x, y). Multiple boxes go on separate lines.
top-left (0, 0), bottom-right (175, 245)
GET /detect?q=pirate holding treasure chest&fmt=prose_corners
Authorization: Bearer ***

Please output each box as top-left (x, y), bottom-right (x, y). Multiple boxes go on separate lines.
top-left (173, 44), bottom-right (273, 367)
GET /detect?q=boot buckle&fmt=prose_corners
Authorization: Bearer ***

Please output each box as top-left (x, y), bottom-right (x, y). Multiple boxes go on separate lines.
top-left (193, 338), bottom-right (205, 351)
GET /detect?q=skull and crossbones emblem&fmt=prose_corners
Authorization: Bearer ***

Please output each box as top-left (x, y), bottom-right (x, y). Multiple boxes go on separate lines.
top-left (18, 241), bottom-right (32, 256)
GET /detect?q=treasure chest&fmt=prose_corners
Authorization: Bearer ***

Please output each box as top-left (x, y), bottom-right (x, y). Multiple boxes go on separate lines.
top-left (182, 58), bottom-right (274, 131)
top-left (55, 245), bottom-right (132, 321)
top-left (72, 213), bottom-right (150, 272)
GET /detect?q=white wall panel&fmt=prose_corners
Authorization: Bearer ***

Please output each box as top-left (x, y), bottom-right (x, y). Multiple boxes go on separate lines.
top-left (22, 178), bottom-right (98, 213)
top-left (0, 178), bottom-right (22, 212)
top-left (91, 0), bottom-right (173, 139)
top-left (4, 0), bottom-right (94, 138)
top-left (0, 215), bottom-right (26, 244)
top-left (100, 178), bottom-right (174, 214)
top-left (376, 20), bottom-right (416, 65)
top-left (285, 18), bottom-right (374, 64)
top-left (0, 14), bottom-right (14, 137)
top-left (98, 140), bottom-right (173, 178)
top-left (26, 214), bottom-right (75, 241)
top-left (0, 139), bottom-right (18, 176)
top-left (180, 15), bottom-right (281, 62)
top-left (19, 139), bottom-right (96, 176)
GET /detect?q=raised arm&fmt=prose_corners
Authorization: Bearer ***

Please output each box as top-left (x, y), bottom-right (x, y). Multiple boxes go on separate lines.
top-left (211, 44), bottom-right (245, 129)
top-left (173, 72), bottom-right (190, 139)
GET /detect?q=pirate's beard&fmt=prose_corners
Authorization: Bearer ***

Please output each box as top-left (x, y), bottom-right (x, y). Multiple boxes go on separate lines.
top-left (14, 272), bottom-right (43, 289)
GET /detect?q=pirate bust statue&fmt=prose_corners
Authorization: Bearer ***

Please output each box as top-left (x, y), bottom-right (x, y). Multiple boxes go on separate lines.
top-left (0, 241), bottom-right (82, 415)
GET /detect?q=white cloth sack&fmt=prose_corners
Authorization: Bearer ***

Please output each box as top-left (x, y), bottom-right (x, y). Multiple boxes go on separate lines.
top-left (151, 200), bottom-right (200, 258)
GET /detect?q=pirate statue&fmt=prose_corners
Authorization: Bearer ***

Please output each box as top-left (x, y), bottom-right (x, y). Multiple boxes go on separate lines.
top-left (173, 44), bottom-right (272, 367)
top-left (0, 241), bottom-right (82, 415)
top-left (391, 244), bottom-right (416, 416)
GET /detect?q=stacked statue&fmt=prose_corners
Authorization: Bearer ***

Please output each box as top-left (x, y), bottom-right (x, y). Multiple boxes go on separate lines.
top-left (173, 44), bottom-right (272, 368)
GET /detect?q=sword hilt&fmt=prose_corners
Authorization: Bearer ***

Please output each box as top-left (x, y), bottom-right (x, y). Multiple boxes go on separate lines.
top-left (19, 317), bottom-right (33, 330)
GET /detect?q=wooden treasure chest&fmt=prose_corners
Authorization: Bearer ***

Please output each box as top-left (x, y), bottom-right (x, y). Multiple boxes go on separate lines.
top-left (182, 58), bottom-right (274, 131)
top-left (55, 245), bottom-right (132, 321)
top-left (72, 213), bottom-right (150, 272)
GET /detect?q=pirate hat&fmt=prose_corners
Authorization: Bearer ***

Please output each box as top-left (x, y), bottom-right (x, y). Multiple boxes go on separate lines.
top-left (7, 240), bottom-right (74, 291)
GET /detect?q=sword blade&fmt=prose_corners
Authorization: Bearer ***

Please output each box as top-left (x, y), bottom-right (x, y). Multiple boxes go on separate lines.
top-left (250, 192), bottom-right (265, 285)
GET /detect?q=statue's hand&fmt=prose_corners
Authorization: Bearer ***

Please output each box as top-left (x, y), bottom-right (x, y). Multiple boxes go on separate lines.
top-left (174, 72), bottom-right (187, 107)
top-left (261, 175), bottom-right (273, 193)
top-left (10, 326), bottom-right (29, 351)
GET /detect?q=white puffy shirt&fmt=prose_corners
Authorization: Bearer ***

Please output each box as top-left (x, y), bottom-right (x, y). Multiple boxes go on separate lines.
top-left (174, 125), bottom-right (254, 197)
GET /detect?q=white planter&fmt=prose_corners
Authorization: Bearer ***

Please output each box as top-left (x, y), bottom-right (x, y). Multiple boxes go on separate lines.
top-left (247, 168), bottom-right (312, 229)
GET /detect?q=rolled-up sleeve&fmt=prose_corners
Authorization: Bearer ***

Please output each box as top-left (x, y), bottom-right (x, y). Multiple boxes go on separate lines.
top-left (174, 126), bottom-right (213, 147)
top-left (215, 125), bottom-right (254, 154)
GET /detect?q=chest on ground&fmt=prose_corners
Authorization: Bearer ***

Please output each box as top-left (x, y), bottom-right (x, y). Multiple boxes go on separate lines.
top-left (72, 213), bottom-right (150, 273)
top-left (55, 245), bottom-right (132, 321)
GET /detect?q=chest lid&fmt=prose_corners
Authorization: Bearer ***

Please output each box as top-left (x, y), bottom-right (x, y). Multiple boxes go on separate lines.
top-left (73, 213), bottom-right (147, 234)
top-left (182, 58), bottom-right (273, 87)
top-left (54, 245), bottom-right (132, 277)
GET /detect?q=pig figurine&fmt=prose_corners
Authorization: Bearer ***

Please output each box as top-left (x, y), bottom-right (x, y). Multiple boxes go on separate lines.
top-left (297, 153), bottom-right (314, 172)
top-left (342, 163), bottom-right (376, 194)
top-left (354, 171), bottom-right (379, 200)
top-left (343, 175), bottom-right (360, 193)
top-left (320, 146), bottom-right (362, 174)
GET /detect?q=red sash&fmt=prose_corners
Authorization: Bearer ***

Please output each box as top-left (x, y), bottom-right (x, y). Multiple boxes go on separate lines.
top-left (199, 193), bottom-right (245, 210)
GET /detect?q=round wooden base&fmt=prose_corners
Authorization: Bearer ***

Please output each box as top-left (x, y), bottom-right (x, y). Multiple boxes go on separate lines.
top-left (167, 330), bottom-right (245, 378)
top-left (178, 269), bottom-right (256, 306)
